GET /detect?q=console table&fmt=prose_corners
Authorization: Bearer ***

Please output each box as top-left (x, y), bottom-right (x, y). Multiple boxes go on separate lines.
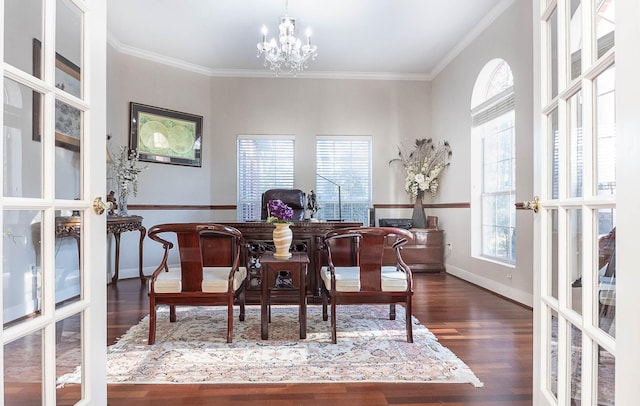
top-left (35, 215), bottom-right (146, 283)
top-left (221, 221), bottom-right (361, 303)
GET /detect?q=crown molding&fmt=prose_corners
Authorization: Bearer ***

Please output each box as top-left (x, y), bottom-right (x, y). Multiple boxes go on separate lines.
top-left (107, 32), bottom-right (431, 81)
top-left (430, 0), bottom-right (516, 79)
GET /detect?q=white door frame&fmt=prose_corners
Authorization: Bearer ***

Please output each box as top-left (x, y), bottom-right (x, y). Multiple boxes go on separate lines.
top-left (532, 0), bottom-right (640, 405)
top-left (0, 0), bottom-right (108, 403)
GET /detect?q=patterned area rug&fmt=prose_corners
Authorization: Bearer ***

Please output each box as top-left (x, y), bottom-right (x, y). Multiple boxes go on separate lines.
top-left (59, 305), bottom-right (483, 386)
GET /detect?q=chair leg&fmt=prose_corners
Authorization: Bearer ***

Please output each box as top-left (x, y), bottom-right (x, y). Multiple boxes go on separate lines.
top-left (227, 295), bottom-right (233, 343)
top-left (405, 297), bottom-right (413, 343)
top-left (322, 289), bottom-right (328, 321)
top-left (389, 303), bottom-right (396, 320)
top-left (169, 305), bottom-right (176, 322)
top-left (331, 295), bottom-right (337, 344)
top-left (148, 299), bottom-right (156, 345)
top-left (238, 289), bottom-right (246, 322)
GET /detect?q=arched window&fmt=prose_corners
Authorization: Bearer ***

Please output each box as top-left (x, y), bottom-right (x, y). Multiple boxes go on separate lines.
top-left (470, 59), bottom-right (516, 264)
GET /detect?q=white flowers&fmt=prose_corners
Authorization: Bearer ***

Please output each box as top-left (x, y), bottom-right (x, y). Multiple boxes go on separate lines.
top-left (112, 146), bottom-right (148, 198)
top-left (391, 138), bottom-right (452, 200)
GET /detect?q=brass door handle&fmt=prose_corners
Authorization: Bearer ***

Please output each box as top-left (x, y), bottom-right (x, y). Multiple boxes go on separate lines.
top-left (93, 197), bottom-right (113, 215)
top-left (515, 196), bottom-right (540, 213)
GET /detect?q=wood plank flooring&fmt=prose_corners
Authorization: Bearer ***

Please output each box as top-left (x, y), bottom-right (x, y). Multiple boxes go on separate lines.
top-left (105, 273), bottom-right (533, 405)
top-left (8, 273), bottom-right (533, 405)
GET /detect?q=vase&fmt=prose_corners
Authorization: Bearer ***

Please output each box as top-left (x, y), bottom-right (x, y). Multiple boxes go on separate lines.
top-left (118, 183), bottom-right (129, 216)
top-left (411, 192), bottom-right (428, 229)
top-left (272, 223), bottom-right (293, 259)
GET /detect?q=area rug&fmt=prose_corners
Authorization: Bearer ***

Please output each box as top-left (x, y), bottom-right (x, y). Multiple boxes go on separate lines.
top-left (58, 305), bottom-right (483, 387)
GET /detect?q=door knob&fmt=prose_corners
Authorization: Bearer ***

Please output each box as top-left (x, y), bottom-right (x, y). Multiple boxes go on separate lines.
top-left (515, 196), bottom-right (541, 213)
top-left (93, 197), bottom-right (113, 215)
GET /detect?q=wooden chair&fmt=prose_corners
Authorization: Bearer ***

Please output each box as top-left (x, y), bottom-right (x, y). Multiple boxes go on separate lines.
top-left (147, 223), bottom-right (247, 344)
top-left (320, 226), bottom-right (414, 344)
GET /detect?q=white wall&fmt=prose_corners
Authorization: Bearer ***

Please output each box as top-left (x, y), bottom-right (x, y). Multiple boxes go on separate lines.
top-left (430, 0), bottom-right (534, 305)
top-left (107, 49), bottom-right (432, 277)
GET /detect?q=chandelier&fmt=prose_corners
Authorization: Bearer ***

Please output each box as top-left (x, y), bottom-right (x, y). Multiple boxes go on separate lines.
top-left (256, 0), bottom-right (318, 76)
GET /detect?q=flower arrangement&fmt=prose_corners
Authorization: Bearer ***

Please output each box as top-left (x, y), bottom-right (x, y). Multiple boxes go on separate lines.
top-left (390, 138), bottom-right (452, 199)
top-left (112, 146), bottom-right (148, 199)
top-left (266, 199), bottom-right (294, 223)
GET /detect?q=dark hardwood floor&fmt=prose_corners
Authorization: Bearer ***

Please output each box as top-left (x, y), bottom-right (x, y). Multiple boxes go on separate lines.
top-left (7, 273), bottom-right (533, 405)
top-left (105, 273), bottom-right (532, 405)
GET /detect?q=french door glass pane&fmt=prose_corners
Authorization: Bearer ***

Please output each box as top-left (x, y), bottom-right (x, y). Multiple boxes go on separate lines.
top-left (4, 329), bottom-right (43, 405)
top-left (548, 108), bottom-right (559, 199)
top-left (3, 79), bottom-right (43, 198)
top-left (2, 209), bottom-right (42, 327)
top-left (3, 0), bottom-right (43, 75)
top-left (595, 0), bottom-right (615, 58)
top-left (54, 99), bottom-right (82, 200)
top-left (569, 91), bottom-right (584, 198)
top-left (56, 0), bottom-right (84, 99)
top-left (56, 313), bottom-right (81, 404)
top-left (595, 65), bottom-right (616, 197)
top-left (569, 0), bottom-right (583, 80)
top-left (597, 345), bottom-right (615, 405)
top-left (550, 209), bottom-right (559, 300)
top-left (596, 208), bottom-right (615, 336)
top-left (569, 324), bottom-right (583, 404)
top-left (54, 212), bottom-right (83, 306)
top-left (548, 309), bottom-right (559, 400)
top-left (548, 8), bottom-right (559, 100)
top-left (568, 208), bottom-right (583, 315)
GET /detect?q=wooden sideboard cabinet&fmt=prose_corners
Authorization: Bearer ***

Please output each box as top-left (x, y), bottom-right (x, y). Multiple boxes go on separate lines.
top-left (384, 229), bottom-right (445, 273)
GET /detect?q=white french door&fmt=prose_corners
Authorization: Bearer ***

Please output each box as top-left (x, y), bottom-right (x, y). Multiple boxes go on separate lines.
top-left (533, 0), bottom-right (640, 405)
top-left (1, 0), bottom-right (107, 404)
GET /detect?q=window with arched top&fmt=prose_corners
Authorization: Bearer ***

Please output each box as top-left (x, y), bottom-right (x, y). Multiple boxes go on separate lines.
top-left (470, 59), bottom-right (516, 264)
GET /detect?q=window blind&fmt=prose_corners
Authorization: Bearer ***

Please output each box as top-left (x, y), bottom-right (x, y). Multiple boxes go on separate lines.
top-left (237, 136), bottom-right (294, 221)
top-left (316, 136), bottom-right (372, 223)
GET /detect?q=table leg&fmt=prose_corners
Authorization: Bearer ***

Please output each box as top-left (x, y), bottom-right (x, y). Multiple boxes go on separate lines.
top-left (261, 265), bottom-right (269, 340)
top-left (138, 226), bottom-right (147, 283)
top-left (111, 232), bottom-right (121, 283)
top-left (300, 264), bottom-right (307, 339)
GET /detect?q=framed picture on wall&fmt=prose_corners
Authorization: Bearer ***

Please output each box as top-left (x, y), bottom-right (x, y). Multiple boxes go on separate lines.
top-left (129, 102), bottom-right (203, 167)
top-left (32, 38), bottom-right (82, 152)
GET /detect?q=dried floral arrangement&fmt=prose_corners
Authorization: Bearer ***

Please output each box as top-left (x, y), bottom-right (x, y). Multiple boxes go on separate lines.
top-left (390, 138), bottom-right (452, 199)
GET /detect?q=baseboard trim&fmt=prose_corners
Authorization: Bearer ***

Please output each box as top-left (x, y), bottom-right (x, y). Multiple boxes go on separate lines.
top-left (445, 264), bottom-right (533, 308)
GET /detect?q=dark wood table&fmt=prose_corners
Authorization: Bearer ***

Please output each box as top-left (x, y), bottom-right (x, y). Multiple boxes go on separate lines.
top-left (37, 215), bottom-right (146, 283)
top-left (259, 252), bottom-right (309, 340)
top-left (220, 221), bottom-right (361, 302)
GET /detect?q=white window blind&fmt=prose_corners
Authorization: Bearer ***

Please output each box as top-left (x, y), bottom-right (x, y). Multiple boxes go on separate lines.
top-left (237, 136), bottom-right (294, 221)
top-left (316, 136), bottom-right (372, 223)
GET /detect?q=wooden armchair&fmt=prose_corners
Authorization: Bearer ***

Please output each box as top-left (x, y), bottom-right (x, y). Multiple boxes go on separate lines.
top-left (320, 226), bottom-right (414, 344)
top-left (147, 223), bottom-right (247, 344)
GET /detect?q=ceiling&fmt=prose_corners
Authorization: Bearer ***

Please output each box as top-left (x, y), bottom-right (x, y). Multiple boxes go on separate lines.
top-left (107, 0), bottom-right (510, 80)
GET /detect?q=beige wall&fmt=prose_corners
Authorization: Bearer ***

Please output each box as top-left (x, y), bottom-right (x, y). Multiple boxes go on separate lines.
top-left (107, 50), bottom-right (432, 276)
top-left (430, 0), bottom-right (534, 305)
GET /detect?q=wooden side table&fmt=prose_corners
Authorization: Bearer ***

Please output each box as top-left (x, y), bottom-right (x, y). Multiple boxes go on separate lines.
top-left (33, 215), bottom-right (146, 283)
top-left (259, 252), bottom-right (309, 340)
